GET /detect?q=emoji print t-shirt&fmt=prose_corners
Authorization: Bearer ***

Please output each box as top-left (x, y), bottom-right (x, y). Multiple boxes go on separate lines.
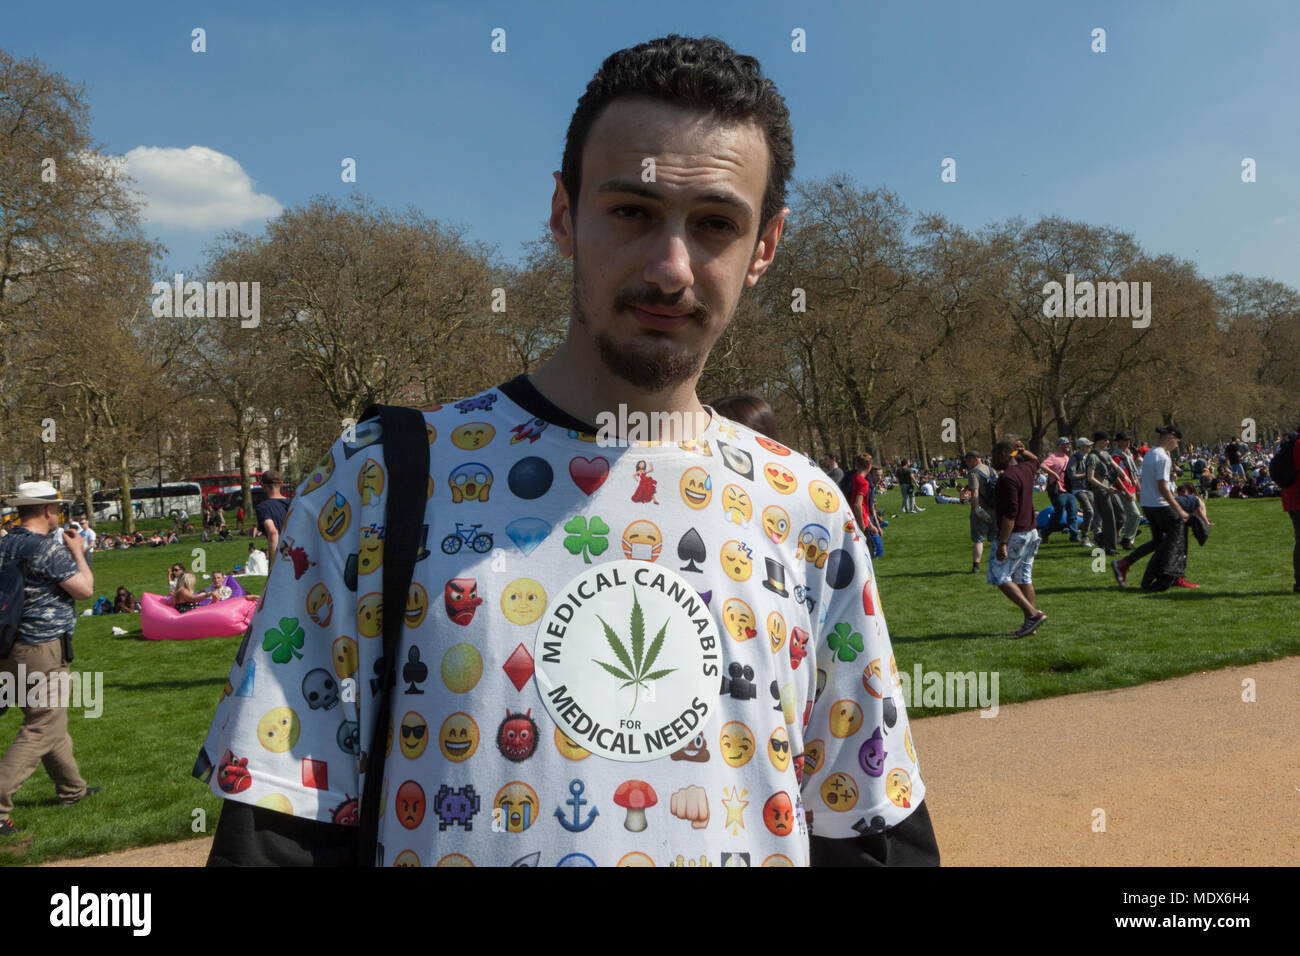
top-left (196, 384), bottom-right (925, 867)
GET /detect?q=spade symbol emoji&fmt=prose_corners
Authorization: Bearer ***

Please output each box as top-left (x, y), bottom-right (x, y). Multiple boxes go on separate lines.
top-left (403, 646), bottom-right (428, 694)
top-left (678, 527), bottom-right (706, 573)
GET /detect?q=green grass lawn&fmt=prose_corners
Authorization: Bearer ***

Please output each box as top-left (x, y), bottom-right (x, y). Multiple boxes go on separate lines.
top-left (0, 536), bottom-right (264, 865)
top-left (1, 495), bottom-right (1297, 864)
top-left (872, 489), bottom-right (1300, 715)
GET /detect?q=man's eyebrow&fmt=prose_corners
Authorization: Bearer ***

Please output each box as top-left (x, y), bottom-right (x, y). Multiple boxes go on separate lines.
top-left (595, 178), bottom-right (753, 221)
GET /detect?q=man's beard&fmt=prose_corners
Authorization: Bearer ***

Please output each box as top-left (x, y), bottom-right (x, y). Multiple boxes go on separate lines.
top-left (571, 248), bottom-right (709, 392)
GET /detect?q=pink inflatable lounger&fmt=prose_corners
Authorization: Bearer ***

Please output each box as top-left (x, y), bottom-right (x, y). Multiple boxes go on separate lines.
top-left (140, 592), bottom-right (257, 641)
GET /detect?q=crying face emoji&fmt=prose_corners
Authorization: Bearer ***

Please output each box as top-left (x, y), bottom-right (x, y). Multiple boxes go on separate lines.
top-left (317, 492), bottom-right (351, 542)
top-left (448, 463), bottom-right (493, 503)
top-left (621, 520), bottom-right (662, 562)
top-left (796, 523), bottom-right (831, 570)
top-left (494, 781), bottom-right (539, 833)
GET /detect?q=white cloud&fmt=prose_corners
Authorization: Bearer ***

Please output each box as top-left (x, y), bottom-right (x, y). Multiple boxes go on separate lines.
top-left (122, 145), bottom-right (282, 230)
top-left (1272, 216), bottom-right (1288, 225)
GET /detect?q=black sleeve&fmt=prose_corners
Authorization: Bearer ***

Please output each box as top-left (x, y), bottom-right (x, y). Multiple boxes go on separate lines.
top-left (809, 799), bottom-right (940, 867)
top-left (206, 799), bottom-right (358, 867)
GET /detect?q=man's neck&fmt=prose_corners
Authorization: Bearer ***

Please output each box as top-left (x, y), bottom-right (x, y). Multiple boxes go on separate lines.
top-left (19, 520), bottom-right (47, 535)
top-left (528, 338), bottom-right (710, 442)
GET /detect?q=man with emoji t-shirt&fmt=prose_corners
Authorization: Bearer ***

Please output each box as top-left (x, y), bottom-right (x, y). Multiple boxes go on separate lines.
top-left (196, 33), bottom-right (938, 867)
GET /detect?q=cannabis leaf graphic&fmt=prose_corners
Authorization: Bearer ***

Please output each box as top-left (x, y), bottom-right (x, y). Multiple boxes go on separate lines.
top-left (592, 588), bottom-right (675, 712)
top-left (263, 617), bottom-right (306, 663)
top-left (563, 515), bottom-right (610, 564)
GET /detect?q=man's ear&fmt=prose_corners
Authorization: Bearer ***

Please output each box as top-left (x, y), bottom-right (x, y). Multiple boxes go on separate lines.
top-left (550, 171), bottom-right (575, 258)
top-left (745, 207), bottom-right (790, 287)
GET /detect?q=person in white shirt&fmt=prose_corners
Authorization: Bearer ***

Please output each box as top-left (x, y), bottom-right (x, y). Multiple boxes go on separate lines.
top-left (242, 544), bottom-right (268, 576)
top-left (77, 519), bottom-right (96, 551)
top-left (1112, 426), bottom-right (1197, 590)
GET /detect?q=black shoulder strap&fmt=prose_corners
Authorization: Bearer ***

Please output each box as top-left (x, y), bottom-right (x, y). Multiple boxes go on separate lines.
top-left (356, 404), bottom-right (429, 867)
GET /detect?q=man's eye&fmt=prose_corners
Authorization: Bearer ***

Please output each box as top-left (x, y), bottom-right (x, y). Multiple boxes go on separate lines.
top-left (702, 218), bottom-right (737, 233)
top-left (612, 206), bottom-right (648, 220)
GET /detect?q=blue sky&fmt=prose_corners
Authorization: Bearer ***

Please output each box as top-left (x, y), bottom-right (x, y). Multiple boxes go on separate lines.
top-left (7, 0), bottom-right (1298, 286)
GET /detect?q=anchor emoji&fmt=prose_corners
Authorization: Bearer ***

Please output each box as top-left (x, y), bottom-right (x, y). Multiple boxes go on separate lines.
top-left (554, 778), bottom-right (599, 832)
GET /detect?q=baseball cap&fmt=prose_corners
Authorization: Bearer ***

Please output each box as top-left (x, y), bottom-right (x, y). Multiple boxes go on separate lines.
top-left (1155, 426), bottom-right (1182, 439)
top-left (1056, 437), bottom-right (1070, 445)
top-left (963, 450), bottom-right (981, 459)
top-left (1075, 437), bottom-right (1093, 448)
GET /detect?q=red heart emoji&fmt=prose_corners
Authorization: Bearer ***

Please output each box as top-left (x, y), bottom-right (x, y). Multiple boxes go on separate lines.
top-left (745, 627), bottom-right (756, 638)
top-left (569, 456), bottom-right (610, 495)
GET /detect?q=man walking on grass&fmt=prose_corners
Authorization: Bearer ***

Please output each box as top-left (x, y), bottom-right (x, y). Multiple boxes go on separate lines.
top-left (987, 443), bottom-right (1046, 637)
top-left (965, 450), bottom-right (996, 573)
top-left (1112, 426), bottom-right (1198, 590)
top-left (0, 482), bottom-right (100, 838)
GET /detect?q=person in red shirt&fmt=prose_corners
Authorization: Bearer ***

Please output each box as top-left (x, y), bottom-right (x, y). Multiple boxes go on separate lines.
top-left (1281, 430), bottom-right (1300, 593)
top-left (848, 453), bottom-right (873, 533)
top-left (988, 441), bottom-right (1046, 637)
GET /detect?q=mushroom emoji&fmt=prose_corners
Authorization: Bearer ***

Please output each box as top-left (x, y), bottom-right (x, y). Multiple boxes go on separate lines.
top-left (614, 780), bottom-right (658, 832)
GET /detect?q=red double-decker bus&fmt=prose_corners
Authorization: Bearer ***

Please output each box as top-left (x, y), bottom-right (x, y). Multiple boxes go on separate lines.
top-left (191, 472), bottom-right (296, 511)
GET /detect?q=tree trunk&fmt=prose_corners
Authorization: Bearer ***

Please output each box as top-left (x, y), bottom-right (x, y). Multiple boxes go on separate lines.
top-left (241, 442), bottom-right (254, 518)
top-left (912, 408), bottom-right (929, 469)
top-left (120, 454), bottom-right (134, 534)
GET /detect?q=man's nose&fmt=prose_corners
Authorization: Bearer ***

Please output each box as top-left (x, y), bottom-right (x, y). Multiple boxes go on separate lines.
top-left (643, 226), bottom-right (694, 293)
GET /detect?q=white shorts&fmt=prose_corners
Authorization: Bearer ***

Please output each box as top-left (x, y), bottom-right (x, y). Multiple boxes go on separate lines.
top-left (987, 529), bottom-right (1040, 587)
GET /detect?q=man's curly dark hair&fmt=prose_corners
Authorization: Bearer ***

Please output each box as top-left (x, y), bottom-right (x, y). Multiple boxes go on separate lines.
top-left (561, 34), bottom-right (795, 237)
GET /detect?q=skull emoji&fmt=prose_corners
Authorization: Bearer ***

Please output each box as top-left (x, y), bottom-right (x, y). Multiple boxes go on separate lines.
top-left (302, 668), bottom-right (340, 710)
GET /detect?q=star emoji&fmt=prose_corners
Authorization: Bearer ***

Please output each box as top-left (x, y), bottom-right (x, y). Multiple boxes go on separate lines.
top-left (721, 786), bottom-right (749, 835)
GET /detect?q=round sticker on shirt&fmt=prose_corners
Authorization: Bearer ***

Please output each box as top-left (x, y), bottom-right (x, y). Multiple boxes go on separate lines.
top-left (533, 560), bottom-right (720, 763)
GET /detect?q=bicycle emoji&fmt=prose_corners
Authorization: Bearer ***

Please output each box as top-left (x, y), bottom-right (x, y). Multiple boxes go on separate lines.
top-left (441, 522), bottom-right (493, 555)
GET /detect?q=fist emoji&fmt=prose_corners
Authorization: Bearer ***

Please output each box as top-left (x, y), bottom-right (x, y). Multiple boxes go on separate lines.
top-left (670, 854), bottom-right (712, 867)
top-left (670, 785), bottom-right (710, 829)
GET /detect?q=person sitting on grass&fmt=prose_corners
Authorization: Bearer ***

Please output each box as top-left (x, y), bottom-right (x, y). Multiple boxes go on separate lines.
top-left (165, 573), bottom-right (203, 613)
top-left (934, 488), bottom-right (969, 505)
top-left (243, 543), bottom-right (269, 576)
top-left (1176, 483), bottom-right (1210, 525)
top-left (168, 562), bottom-right (185, 592)
top-left (114, 586), bottom-right (137, 613)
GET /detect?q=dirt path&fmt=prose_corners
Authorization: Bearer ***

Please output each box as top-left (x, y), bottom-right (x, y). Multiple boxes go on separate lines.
top-left (41, 656), bottom-right (1300, 866)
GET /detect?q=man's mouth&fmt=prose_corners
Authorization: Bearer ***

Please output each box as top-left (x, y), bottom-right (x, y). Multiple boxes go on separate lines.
top-left (628, 305), bottom-right (692, 331)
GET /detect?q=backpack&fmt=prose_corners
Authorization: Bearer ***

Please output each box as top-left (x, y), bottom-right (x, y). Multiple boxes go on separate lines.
top-left (1269, 436), bottom-right (1298, 488)
top-left (92, 596), bottom-right (112, 615)
top-left (838, 471), bottom-right (857, 504)
top-left (0, 532), bottom-right (42, 657)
